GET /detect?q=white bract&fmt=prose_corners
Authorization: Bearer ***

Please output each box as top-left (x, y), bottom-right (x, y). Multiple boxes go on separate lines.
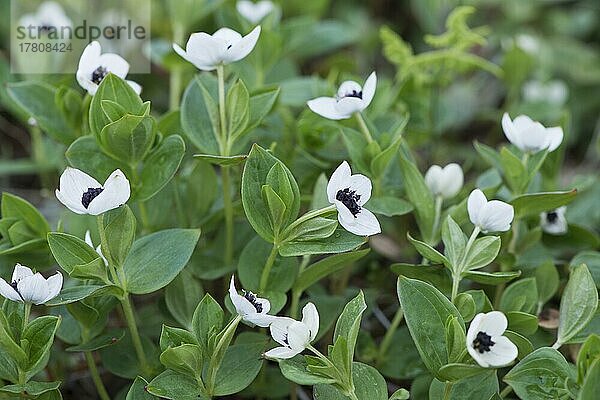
top-left (173, 26), bottom-right (261, 71)
top-left (424, 163), bottom-right (464, 199)
top-left (264, 303), bottom-right (319, 359)
top-left (307, 72), bottom-right (376, 120)
top-left (19, 1), bottom-right (72, 34)
top-left (501, 113), bottom-right (563, 154)
top-left (56, 168), bottom-right (131, 216)
top-left (76, 41), bottom-right (142, 96)
top-left (0, 264), bottom-right (62, 305)
top-left (327, 161), bottom-right (381, 236)
top-left (540, 207), bottom-right (568, 235)
top-left (466, 311), bottom-right (518, 368)
top-left (236, 1), bottom-right (275, 24)
top-left (229, 276), bottom-right (274, 327)
top-left (85, 230), bottom-right (108, 266)
top-left (467, 189), bottom-right (514, 233)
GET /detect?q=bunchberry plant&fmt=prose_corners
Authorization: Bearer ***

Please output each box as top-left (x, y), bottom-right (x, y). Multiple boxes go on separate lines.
top-left (0, 2), bottom-right (598, 400)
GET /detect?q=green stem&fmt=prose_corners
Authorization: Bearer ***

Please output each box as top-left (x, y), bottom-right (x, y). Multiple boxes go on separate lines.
top-left (222, 166), bottom-right (234, 267)
top-left (259, 244), bottom-right (279, 293)
top-left (443, 381), bottom-right (453, 400)
top-left (508, 222), bottom-right (518, 255)
top-left (451, 226), bottom-right (481, 302)
top-left (84, 352), bottom-right (110, 400)
top-left (22, 303), bottom-right (31, 334)
top-left (500, 385), bottom-right (513, 398)
top-left (290, 256), bottom-right (311, 319)
top-left (281, 205), bottom-right (337, 239)
top-left (217, 64), bottom-right (228, 153)
top-left (355, 112), bottom-right (374, 144)
top-left (207, 315), bottom-right (242, 393)
top-left (377, 307), bottom-right (403, 362)
top-left (430, 195), bottom-right (444, 245)
top-left (169, 24), bottom-right (184, 110)
top-left (120, 293), bottom-right (151, 376)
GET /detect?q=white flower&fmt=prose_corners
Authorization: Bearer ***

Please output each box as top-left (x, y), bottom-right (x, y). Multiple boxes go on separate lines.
top-left (229, 276), bottom-right (274, 327)
top-left (173, 26), bottom-right (261, 71)
top-left (307, 72), bottom-right (377, 120)
top-left (56, 168), bottom-right (130, 216)
top-left (515, 34), bottom-right (540, 55)
top-left (522, 80), bottom-right (568, 107)
top-left (0, 264), bottom-right (62, 305)
top-left (424, 163), bottom-right (464, 199)
top-left (19, 1), bottom-right (72, 34)
top-left (326, 161), bottom-right (381, 236)
top-left (467, 189), bottom-right (514, 233)
top-left (76, 41), bottom-right (142, 96)
top-left (540, 207), bottom-right (568, 235)
top-left (466, 311), bottom-right (518, 368)
top-left (84, 230), bottom-right (108, 266)
top-left (236, 1), bottom-right (275, 24)
top-left (501, 113), bottom-right (563, 154)
top-left (264, 303), bottom-right (319, 359)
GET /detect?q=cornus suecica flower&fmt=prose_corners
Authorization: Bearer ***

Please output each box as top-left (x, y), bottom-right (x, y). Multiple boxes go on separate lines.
top-left (19, 1), bottom-right (72, 35)
top-left (236, 1), bottom-right (275, 24)
top-left (0, 264), bottom-right (62, 305)
top-left (501, 113), bottom-right (563, 154)
top-left (540, 207), bottom-right (568, 235)
top-left (56, 168), bottom-right (130, 216)
top-left (76, 41), bottom-right (142, 96)
top-left (229, 276), bottom-right (274, 327)
top-left (85, 230), bottom-right (108, 266)
top-left (307, 72), bottom-right (376, 120)
top-left (264, 303), bottom-right (319, 359)
top-left (327, 161), bottom-right (381, 236)
top-left (173, 26), bottom-right (261, 71)
top-left (468, 189), bottom-right (514, 233)
top-left (424, 163), bottom-right (464, 199)
top-left (466, 311), bottom-right (518, 368)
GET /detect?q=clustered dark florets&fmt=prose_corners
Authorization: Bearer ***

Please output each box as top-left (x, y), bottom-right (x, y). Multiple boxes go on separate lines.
top-left (10, 281), bottom-right (24, 301)
top-left (243, 290), bottom-right (263, 313)
top-left (344, 90), bottom-right (363, 99)
top-left (336, 188), bottom-right (361, 217)
top-left (546, 211), bottom-right (558, 223)
top-left (472, 331), bottom-right (495, 353)
top-left (81, 187), bottom-right (104, 209)
top-left (91, 66), bottom-right (108, 85)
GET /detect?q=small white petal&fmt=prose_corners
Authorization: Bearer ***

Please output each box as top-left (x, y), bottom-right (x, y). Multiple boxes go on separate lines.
top-left (97, 53), bottom-right (130, 78)
top-left (425, 165), bottom-right (443, 195)
top-left (264, 346), bottom-right (299, 359)
top-left (479, 200), bottom-right (514, 233)
top-left (361, 72), bottom-right (377, 108)
top-left (84, 230), bottom-right (94, 248)
top-left (545, 126), bottom-right (563, 152)
top-left (477, 311), bottom-right (508, 336)
top-left (228, 276), bottom-right (255, 317)
top-left (18, 274), bottom-right (47, 304)
top-left (86, 169), bottom-right (131, 215)
top-left (327, 161), bottom-right (352, 203)
top-left (256, 297), bottom-right (271, 314)
top-left (237, 1), bottom-right (274, 24)
top-left (269, 317), bottom-right (296, 346)
top-left (334, 97), bottom-right (364, 116)
top-left (0, 278), bottom-right (23, 302)
top-left (348, 174), bottom-right (372, 205)
top-left (225, 25), bottom-right (261, 63)
top-left (466, 313), bottom-right (485, 343)
top-left (287, 321), bottom-right (311, 351)
top-left (484, 336), bottom-right (518, 367)
top-left (12, 264), bottom-right (34, 282)
top-left (246, 313), bottom-right (275, 327)
top-left (78, 41), bottom-right (102, 75)
top-left (337, 80), bottom-right (362, 98)
top-left (437, 163), bottom-right (463, 199)
top-left (307, 97), bottom-right (348, 120)
top-left (40, 272), bottom-right (63, 304)
top-left (301, 302), bottom-right (319, 342)
top-left (467, 189), bottom-right (487, 228)
top-left (126, 80), bottom-right (142, 95)
top-left (337, 206), bottom-right (381, 236)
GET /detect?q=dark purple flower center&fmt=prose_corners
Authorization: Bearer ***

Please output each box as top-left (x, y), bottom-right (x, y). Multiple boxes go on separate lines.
top-left (546, 211), bottom-right (558, 223)
top-left (336, 188), bottom-right (361, 217)
top-left (10, 281), bottom-right (25, 301)
top-left (473, 331), bottom-right (495, 353)
top-left (343, 90), bottom-right (363, 99)
top-left (81, 187), bottom-right (103, 208)
top-left (242, 290), bottom-right (263, 313)
top-left (91, 66), bottom-right (108, 85)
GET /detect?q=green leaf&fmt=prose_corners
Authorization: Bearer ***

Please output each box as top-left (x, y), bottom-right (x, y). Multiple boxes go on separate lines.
top-left (367, 197), bottom-right (414, 217)
top-left (500, 147), bottom-right (526, 192)
top-left (557, 264), bottom-right (598, 345)
top-left (438, 363), bottom-right (486, 381)
top-left (454, 293), bottom-right (476, 322)
top-left (499, 278), bottom-right (538, 314)
top-left (279, 226), bottom-right (365, 257)
top-left (213, 342), bottom-right (265, 395)
top-left (242, 144), bottom-right (300, 243)
top-left (507, 311), bottom-right (538, 335)
top-left (390, 263), bottom-right (451, 295)
top-left (399, 152), bottom-right (435, 237)
top-left (504, 330), bottom-right (534, 360)
top-left (407, 233), bottom-right (449, 266)
top-left (504, 347), bottom-right (576, 400)
top-left (146, 370), bottom-right (206, 400)
top-left (126, 377), bottom-right (155, 400)
top-left (282, 216), bottom-right (338, 243)
top-left (389, 388), bottom-right (410, 400)
top-left (262, 185), bottom-right (286, 232)
top-left (571, 251), bottom-right (600, 289)
top-left (99, 114), bottom-right (156, 163)
top-left (579, 358), bottom-right (600, 400)
top-left (396, 276), bottom-right (463, 379)
top-left (0, 381), bottom-right (60, 396)
top-left (0, 312), bottom-right (27, 366)
top-left (577, 334), bottom-right (600, 384)
top-left (333, 291), bottom-right (367, 373)
top-left (377, 326), bottom-right (425, 380)
top-left (463, 270), bottom-right (521, 285)
top-left (535, 261), bottom-right (559, 305)
top-left (445, 315), bottom-right (467, 363)
top-left (138, 135), bottom-right (186, 201)
top-left (293, 250), bottom-right (369, 293)
top-left (100, 205), bottom-right (136, 267)
top-left (123, 229), bottom-right (200, 294)
top-left (165, 270), bottom-right (204, 330)
top-left (160, 325), bottom-right (198, 352)
top-left (89, 73), bottom-right (144, 139)
top-left (279, 356), bottom-right (337, 385)
top-left (462, 236), bottom-right (501, 271)
top-left (160, 344), bottom-right (203, 380)
top-left (474, 141), bottom-right (502, 171)
top-left (192, 293), bottom-right (224, 351)
top-left (226, 80), bottom-right (250, 140)
top-left (66, 330), bottom-right (125, 352)
top-left (7, 81), bottom-right (76, 144)
top-left (442, 216), bottom-right (466, 269)
top-left (246, 88), bottom-right (279, 131)
top-left (45, 284), bottom-right (120, 306)
top-left (47, 232), bottom-right (100, 275)
top-left (66, 136), bottom-right (127, 181)
top-left (23, 316), bottom-right (60, 372)
top-left (1, 193), bottom-right (49, 238)
top-left (430, 371), bottom-right (499, 400)
top-left (313, 362), bottom-right (388, 400)
top-left (193, 154), bottom-right (247, 166)
top-left (511, 190), bottom-right (577, 218)
top-left (180, 75), bottom-right (220, 154)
